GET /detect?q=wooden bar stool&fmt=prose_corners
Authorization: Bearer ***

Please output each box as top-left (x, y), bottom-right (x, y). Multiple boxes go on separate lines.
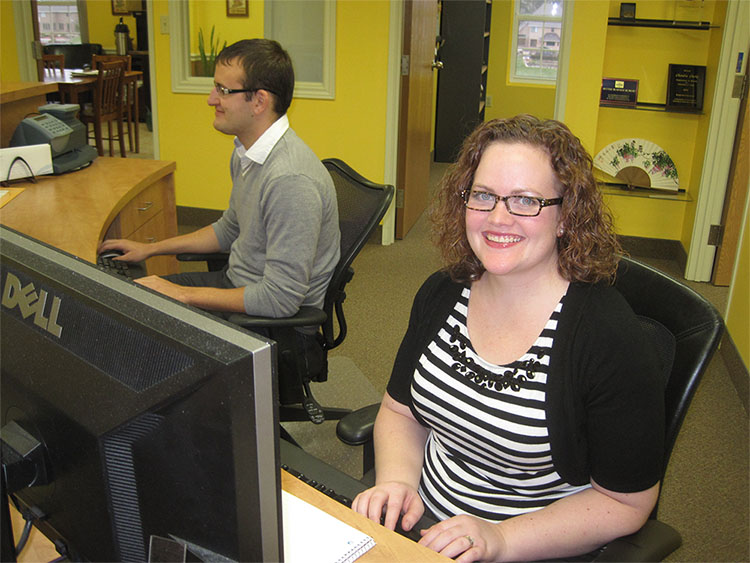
top-left (92, 54), bottom-right (138, 154)
top-left (80, 60), bottom-right (127, 157)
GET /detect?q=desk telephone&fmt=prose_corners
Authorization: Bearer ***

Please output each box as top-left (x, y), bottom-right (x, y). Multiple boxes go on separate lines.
top-left (10, 104), bottom-right (98, 174)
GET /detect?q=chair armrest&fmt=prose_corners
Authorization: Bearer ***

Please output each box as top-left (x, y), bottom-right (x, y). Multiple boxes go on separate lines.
top-left (176, 252), bottom-right (230, 273)
top-left (227, 306), bottom-right (327, 329)
top-left (594, 520), bottom-right (682, 562)
top-left (336, 403), bottom-right (379, 446)
top-left (176, 252), bottom-right (230, 262)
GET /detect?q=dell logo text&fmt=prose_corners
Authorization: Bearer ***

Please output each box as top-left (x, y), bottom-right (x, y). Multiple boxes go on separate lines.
top-left (1, 272), bottom-right (63, 337)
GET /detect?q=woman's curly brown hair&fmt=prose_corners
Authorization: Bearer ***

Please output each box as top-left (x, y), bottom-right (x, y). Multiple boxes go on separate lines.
top-left (431, 114), bottom-right (623, 284)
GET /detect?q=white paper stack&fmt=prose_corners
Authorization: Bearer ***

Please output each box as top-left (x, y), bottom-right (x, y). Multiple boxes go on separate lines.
top-left (282, 490), bottom-right (376, 563)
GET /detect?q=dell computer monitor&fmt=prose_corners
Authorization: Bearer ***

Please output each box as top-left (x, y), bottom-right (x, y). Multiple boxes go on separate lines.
top-left (0, 225), bottom-right (282, 562)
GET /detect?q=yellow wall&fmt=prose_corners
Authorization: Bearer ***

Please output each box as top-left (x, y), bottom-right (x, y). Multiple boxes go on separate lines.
top-left (1, 1), bottom-right (22, 82)
top-left (558, 1), bottom-right (610, 153)
top-left (485, 0), bottom-right (556, 121)
top-left (560, 1), bottom-right (725, 242)
top-left (725, 207), bottom-right (749, 366)
top-left (188, 0), bottom-right (255, 55)
top-left (151, 0), bottom-right (390, 210)
top-left (86, 1), bottom-right (139, 51)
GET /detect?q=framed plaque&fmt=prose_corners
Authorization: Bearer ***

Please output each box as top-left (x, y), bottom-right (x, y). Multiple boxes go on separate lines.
top-left (226, 0), bottom-right (249, 17)
top-left (619, 2), bottom-right (636, 19)
top-left (600, 78), bottom-right (639, 107)
top-left (666, 64), bottom-right (706, 112)
top-left (111, 0), bottom-right (129, 15)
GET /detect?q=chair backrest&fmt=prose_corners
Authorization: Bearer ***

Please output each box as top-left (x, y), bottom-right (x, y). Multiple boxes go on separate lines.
top-left (93, 60), bottom-right (126, 117)
top-left (320, 158), bottom-right (395, 349)
top-left (43, 43), bottom-right (103, 69)
top-left (92, 54), bottom-right (132, 71)
top-left (41, 54), bottom-right (64, 74)
top-left (614, 257), bottom-right (724, 514)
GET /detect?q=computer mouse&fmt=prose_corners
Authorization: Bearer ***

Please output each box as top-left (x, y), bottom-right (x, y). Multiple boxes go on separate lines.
top-left (98, 249), bottom-right (125, 260)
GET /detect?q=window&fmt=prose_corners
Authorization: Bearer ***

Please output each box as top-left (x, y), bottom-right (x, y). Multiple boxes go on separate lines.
top-left (511, 0), bottom-right (564, 84)
top-left (35, 0), bottom-right (88, 45)
top-left (264, 0), bottom-right (335, 99)
top-left (169, 0), bottom-right (335, 98)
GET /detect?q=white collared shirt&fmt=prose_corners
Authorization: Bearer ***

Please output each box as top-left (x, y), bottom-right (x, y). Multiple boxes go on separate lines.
top-left (233, 114), bottom-right (290, 174)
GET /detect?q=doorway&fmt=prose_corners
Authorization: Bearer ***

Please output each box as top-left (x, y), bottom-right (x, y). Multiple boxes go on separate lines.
top-left (394, 0), bottom-right (439, 239)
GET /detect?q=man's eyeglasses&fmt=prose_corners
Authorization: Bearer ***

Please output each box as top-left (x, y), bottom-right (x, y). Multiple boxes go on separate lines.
top-left (461, 189), bottom-right (563, 217)
top-left (213, 84), bottom-right (279, 97)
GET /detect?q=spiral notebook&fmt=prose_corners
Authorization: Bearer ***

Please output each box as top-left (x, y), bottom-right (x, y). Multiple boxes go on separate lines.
top-left (282, 490), bottom-right (376, 563)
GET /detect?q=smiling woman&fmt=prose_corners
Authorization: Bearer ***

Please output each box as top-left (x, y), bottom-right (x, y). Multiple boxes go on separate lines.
top-left (169, 0), bottom-right (335, 99)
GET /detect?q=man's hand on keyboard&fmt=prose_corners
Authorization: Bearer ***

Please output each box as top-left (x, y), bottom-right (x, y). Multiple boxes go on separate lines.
top-left (98, 238), bottom-right (152, 263)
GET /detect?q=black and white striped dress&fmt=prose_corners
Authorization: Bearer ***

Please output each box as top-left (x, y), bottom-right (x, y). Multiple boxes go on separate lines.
top-left (412, 287), bottom-right (591, 523)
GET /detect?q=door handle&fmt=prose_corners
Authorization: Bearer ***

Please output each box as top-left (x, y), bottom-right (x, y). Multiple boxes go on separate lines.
top-left (432, 60), bottom-right (444, 70)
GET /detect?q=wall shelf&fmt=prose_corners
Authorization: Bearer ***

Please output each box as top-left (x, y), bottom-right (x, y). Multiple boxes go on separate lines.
top-left (599, 101), bottom-right (703, 114)
top-left (599, 183), bottom-right (692, 202)
top-left (607, 17), bottom-right (713, 30)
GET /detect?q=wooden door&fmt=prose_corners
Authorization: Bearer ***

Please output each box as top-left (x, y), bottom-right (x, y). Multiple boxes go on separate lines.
top-left (395, 0), bottom-right (439, 239)
top-left (712, 66), bottom-right (749, 286)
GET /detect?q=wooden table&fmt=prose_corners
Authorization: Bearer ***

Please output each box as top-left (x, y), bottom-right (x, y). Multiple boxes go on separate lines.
top-left (0, 157), bottom-right (178, 276)
top-left (41, 68), bottom-right (141, 106)
top-left (42, 68), bottom-right (143, 153)
top-left (0, 81), bottom-right (60, 147)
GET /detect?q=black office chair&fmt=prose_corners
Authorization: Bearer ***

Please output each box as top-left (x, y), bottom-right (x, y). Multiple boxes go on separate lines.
top-left (178, 158), bottom-right (395, 432)
top-left (335, 256), bottom-right (724, 562)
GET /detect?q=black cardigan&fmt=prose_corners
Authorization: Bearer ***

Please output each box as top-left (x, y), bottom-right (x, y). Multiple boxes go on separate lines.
top-left (387, 271), bottom-right (665, 493)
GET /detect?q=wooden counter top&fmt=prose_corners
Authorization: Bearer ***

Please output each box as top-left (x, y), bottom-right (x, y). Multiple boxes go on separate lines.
top-left (0, 81), bottom-right (59, 104)
top-left (0, 157), bottom-right (176, 262)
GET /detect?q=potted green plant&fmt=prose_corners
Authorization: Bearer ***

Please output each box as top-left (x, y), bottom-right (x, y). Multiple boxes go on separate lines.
top-left (198, 26), bottom-right (227, 77)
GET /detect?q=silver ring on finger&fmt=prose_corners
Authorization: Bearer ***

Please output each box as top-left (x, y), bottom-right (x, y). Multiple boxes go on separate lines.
top-left (465, 535), bottom-right (474, 548)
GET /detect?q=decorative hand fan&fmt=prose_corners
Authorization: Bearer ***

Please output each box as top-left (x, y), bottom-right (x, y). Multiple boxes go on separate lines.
top-left (594, 139), bottom-right (679, 191)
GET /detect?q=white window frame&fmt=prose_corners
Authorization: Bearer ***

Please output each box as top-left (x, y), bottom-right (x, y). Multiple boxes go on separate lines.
top-left (510, 0), bottom-right (565, 85)
top-left (169, 0), bottom-right (335, 98)
top-left (264, 0), bottom-right (336, 100)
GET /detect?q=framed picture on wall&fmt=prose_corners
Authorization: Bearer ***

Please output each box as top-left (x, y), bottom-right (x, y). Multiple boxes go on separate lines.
top-left (111, 0), bottom-right (130, 15)
top-left (227, 0), bottom-right (249, 17)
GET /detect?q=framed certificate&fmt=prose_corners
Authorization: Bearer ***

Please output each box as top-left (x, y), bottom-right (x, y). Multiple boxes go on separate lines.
top-left (600, 78), bottom-right (639, 107)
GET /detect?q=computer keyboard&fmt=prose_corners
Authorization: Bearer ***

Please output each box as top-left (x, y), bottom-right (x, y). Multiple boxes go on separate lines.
top-left (96, 253), bottom-right (147, 280)
top-left (282, 464), bottom-right (353, 507)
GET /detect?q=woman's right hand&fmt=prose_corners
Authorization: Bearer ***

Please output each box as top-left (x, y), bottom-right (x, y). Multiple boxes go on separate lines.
top-left (351, 481), bottom-right (425, 532)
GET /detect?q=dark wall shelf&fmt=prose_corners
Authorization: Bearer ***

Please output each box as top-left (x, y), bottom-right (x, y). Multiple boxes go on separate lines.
top-left (599, 101), bottom-right (703, 114)
top-left (599, 183), bottom-right (691, 201)
top-left (607, 17), bottom-right (712, 30)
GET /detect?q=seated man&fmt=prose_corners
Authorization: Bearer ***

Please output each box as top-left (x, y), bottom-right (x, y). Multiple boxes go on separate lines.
top-left (99, 39), bottom-right (340, 322)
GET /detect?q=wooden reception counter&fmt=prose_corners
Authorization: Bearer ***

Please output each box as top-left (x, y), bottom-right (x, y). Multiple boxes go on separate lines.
top-left (0, 157), bottom-right (179, 276)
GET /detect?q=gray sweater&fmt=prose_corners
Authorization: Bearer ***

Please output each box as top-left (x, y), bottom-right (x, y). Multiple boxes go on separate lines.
top-left (212, 128), bottom-right (340, 317)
